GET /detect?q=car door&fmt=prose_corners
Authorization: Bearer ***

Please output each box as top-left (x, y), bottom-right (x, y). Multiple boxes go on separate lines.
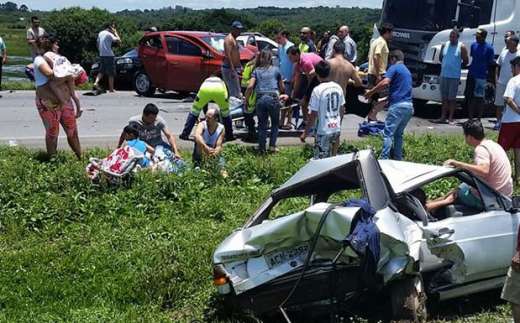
top-left (420, 176), bottom-right (518, 283)
top-left (164, 35), bottom-right (204, 92)
top-left (139, 35), bottom-right (168, 88)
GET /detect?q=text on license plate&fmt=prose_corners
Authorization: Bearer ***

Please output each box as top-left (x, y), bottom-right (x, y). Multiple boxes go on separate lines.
top-left (265, 245), bottom-right (309, 269)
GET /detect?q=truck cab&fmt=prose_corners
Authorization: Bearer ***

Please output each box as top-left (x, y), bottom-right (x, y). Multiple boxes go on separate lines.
top-left (378, 0), bottom-right (516, 106)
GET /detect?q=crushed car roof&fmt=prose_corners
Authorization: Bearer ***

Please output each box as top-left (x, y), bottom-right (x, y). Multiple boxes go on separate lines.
top-left (379, 160), bottom-right (456, 194)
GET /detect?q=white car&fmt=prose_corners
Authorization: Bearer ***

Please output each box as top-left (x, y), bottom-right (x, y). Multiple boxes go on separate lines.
top-left (212, 150), bottom-right (519, 322)
top-left (237, 32), bottom-right (278, 52)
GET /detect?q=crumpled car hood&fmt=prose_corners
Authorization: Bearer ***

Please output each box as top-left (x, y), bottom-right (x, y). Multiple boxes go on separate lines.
top-left (214, 203), bottom-right (424, 294)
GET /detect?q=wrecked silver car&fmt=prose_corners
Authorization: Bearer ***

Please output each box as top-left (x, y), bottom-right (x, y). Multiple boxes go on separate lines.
top-left (212, 150), bottom-right (519, 322)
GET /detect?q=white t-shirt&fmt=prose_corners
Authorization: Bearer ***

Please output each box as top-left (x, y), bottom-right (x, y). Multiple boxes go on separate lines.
top-left (502, 74), bottom-right (520, 123)
top-left (26, 27), bottom-right (45, 58)
top-left (497, 48), bottom-right (520, 85)
top-left (309, 81), bottom-right (345, 136)
top-left (97, 30), bottom-right (119, 57)
top-left (33, 56), bottom-right (49, 87)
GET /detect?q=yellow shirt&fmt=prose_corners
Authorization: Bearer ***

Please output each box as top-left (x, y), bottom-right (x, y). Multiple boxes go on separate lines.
top-left (368, 36), bottom-right (389, 76)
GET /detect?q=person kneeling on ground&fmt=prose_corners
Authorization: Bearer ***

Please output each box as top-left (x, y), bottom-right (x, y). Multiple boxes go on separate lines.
top-left (122, 124), bottom-right (154, 168)
top-left (193, 107), bottom-right (226, 174)
top-left (427, 120), bottom-right (513, 212)
top-left (119, 103), bottom-right (181, 157)
top-left (300, 60), bottom-right (345, 159)
top-left (180, 76), bottom-right (235, 142)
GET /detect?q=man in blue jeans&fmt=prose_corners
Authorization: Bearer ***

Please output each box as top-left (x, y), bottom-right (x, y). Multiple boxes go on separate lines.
top-left (365, 50), bottom-right (413, 160)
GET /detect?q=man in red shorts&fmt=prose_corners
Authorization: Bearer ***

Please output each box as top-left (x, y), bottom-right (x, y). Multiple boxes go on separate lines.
top-left (501, 56), bottom-right (520, 183)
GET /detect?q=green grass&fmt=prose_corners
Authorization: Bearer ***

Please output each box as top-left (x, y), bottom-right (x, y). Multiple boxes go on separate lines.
top-left (0, 135), bottom-right (517, 322)
top-left (0, 26), bottom-right (30, 57)
top-left (1, 81), bottom-right (94, 91)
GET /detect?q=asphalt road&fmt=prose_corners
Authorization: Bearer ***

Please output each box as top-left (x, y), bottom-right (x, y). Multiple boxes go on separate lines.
top-left (0, 90), bottom-right (495, 150)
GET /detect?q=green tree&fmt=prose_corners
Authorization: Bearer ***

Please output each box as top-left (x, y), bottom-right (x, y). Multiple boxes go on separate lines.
top-left (256, 19), bottom-right (285, 38)
top-left (45, 7), bottom-right (138, 66)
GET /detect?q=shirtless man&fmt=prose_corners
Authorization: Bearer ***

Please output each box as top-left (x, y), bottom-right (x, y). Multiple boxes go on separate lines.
top-left (222, 21), bottom-right (244, 99)
top-left (327, 41), bottom-right (363, 118)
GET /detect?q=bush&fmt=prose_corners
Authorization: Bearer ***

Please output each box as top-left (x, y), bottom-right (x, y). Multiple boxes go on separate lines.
top-left (45, 7), bottom-right (139, 67)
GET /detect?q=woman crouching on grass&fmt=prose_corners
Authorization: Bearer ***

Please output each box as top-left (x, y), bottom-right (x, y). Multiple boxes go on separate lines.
top-left (33, 34), bottom-right (82, 159)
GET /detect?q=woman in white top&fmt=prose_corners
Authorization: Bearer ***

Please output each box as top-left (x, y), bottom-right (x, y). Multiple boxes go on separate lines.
top-left (34, 35), bottom-right (82, 159)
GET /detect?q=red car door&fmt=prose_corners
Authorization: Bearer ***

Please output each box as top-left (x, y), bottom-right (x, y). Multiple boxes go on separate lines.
top-left (164, 35), bottom-right (205, 92)
top-left (139, 34), bottom-right (168, 88)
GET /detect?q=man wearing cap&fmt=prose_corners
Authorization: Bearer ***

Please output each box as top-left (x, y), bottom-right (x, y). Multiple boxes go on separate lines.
top-left (465, 28), bottom-right (495, 119)
top-left (222, 21), bottom-right (244, 99)
top-left (298, 27), bottom-right (317, 54)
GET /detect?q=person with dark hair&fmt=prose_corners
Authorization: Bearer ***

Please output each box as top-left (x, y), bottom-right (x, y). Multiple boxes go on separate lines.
top-left (317, 31), bottom-right (331, 58)
top-left (93, 22), bottom-right (121, 93)
top-left (495, 35), bottom-right (520, 130)
top-left (33, 35), bottom-right (82, 159)
top-left (435, 29), bottom-right (469, 124)
top-left (300, 60), bottom-right (345, 159)
top-left (275, 30), bottom-right (295, 130)
top-left (327, 40), bottom-right (363, 118)
top-left (287, 45), bottom-right (323, 129)
top-left (465, 28), bottom-right (495, 119)
top-left (366, 22), bottom-right (393, 121)
top-left (447, 119), bottom-right (512, 194)
top-left (245, 49), bottom-right (288, 153)
top-left (27, 16), bottom-right (45, 59)
top-left (180, 75), bottom-right (234, 142)
top-left (501, 55), bottom-right (520, 183)
top-left (122, 124), bottom-right (154, 167)
top-left (119, 103), bottom-right (181, 158)
top-left (365, 49), bottom-right (413, 161)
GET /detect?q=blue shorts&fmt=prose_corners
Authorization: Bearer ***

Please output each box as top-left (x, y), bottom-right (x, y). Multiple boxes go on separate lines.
top-left (456, 183), bottom-right (483, 210)
top-left (473, 78), bottom-right (486, 98)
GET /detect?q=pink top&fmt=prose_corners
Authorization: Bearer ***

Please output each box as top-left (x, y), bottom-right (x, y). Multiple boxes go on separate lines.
top-left (474, 139), bottom-right (513, 197)
top-left (295, 53), bottom-right (323, 75)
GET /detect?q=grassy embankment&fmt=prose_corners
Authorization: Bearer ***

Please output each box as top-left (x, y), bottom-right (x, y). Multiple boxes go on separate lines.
top-left (0, 134), bottom-right (517, 322)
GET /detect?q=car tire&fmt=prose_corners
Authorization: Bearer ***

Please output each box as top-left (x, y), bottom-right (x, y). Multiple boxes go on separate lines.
top-left (390, 275), bottom-right (427, 322)
top-left (134, 71), bottom-right (156, 97)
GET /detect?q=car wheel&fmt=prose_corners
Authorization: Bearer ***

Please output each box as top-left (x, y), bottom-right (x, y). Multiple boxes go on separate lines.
top-left (390, 275), bottom-right (427, 322)
top-left (134, 71), bottom-right (156, 97)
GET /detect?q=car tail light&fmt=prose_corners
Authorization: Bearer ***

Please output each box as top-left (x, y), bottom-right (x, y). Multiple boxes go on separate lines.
top-left (213, 264), bottom-right (231, 294)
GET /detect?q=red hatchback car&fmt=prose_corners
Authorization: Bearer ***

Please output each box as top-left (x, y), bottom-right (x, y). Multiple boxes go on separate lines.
top-left (134, 31), bottom-right (256, 97)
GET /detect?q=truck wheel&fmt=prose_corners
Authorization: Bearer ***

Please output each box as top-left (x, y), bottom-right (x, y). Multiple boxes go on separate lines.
top-left (390, 276), bottom-right (427, 322)
top-left (134, 71), bottom-right (156, 97)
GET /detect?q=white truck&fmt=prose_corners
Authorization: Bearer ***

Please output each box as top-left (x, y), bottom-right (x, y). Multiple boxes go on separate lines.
top-left (375, 0), bottom-right (518, 107)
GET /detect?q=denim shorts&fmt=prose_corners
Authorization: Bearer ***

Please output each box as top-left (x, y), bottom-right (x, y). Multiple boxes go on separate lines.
top-left (314, 132), bottom-right (340, 159)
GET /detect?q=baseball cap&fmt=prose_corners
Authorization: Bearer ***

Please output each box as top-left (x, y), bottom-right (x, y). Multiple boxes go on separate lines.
top-left (231, 21), bottom-right (244, 29)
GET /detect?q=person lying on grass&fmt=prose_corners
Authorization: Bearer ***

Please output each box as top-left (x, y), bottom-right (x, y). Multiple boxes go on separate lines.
top-left (122, 125), bottom-right (154, 168)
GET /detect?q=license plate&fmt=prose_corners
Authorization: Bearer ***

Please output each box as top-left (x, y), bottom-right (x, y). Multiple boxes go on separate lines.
top-left (265, 245), bottom-right (309, 269)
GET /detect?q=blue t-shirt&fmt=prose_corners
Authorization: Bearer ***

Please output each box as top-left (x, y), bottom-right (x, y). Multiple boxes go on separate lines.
top-left (253, 66), bottom-right (282, 94)
top-left (278, 41), bottom-right (294, 82)
top-left (468, 42), bottom-right (495, 79)
top-left (385, 63), bottom-right (412, 105)
top-left (127, 139), bottom-right (150, 167)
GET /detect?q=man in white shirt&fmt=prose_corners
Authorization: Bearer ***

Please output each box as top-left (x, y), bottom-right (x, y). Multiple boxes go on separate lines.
top-left (300, 60), bottom-right (345, 159)
top-left (26, 16), bottom-right (45, 59)
top-left (501, 55), bottom-right (520, 183)
top-left (93, 22), bottom-right (121, 93)
top-left (495, 34), bottom-right (520, 130)
top-left (325, 25), bottom-right (357, 63)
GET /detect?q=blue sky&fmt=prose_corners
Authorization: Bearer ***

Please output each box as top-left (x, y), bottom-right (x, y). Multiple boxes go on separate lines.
top-left (18, 0), bottom-right (382, 12)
